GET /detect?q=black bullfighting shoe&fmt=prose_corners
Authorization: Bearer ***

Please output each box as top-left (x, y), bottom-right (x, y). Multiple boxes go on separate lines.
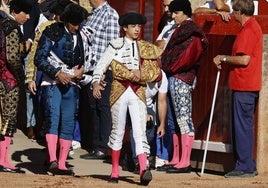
top-left (140, 169), bottom-right (152, 186)
top-left (166, 165), bottom-right (192, 173)
top-left (48, 161), bottom-right (58, 175)
top-left (0, 165), bottom-right (25, 173)
top-left (80, 150), bottom-right (108, 160)
top-left (54, 168), bottom-right (75, 176)
top-left (156, 164), bottom-right (174, 171)
top-left (108, 177), bottom-right (119, 183)
top-left (80, 150), bottom-right (96, 159)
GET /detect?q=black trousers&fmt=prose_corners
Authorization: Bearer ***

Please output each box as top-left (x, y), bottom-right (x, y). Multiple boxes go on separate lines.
top-left (85, 70), bottom-right (113, 154)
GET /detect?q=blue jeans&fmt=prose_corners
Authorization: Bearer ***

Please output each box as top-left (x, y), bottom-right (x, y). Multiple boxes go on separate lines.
top-left (156, 94), bottom-right (176, 161)
top-left (24, 54), bottom-right (36, 128)
top-left (26, 91), bottom-right (36, 128)
top-left (42, 84), bottom-right (79, 140)
top-left (73, 120), bottom-right (81, 142)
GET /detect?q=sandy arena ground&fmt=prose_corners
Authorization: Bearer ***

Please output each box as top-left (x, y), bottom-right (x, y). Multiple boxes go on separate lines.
top-left (2, 129), bottom-right (267, 188)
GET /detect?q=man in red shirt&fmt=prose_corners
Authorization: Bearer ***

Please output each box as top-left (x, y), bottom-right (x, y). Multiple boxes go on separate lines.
top-left (213, 0), bottom-right (262, 178)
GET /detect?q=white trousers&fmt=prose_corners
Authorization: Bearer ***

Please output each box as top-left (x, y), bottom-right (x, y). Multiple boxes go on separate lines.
top-left (108, 87), bottom-right (150, 156)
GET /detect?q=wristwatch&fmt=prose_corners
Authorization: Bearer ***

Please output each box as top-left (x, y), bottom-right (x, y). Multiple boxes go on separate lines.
top-left (222, 56), bottom-right (227, 63)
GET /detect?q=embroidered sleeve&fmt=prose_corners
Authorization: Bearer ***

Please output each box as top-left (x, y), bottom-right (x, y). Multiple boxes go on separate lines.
top-left (92, 44), bottom-right (116, 83)
top-left (26, 20), bottom-right (54, 83)
top-left (5, 29), bottom-right (25, 82)
top-left (34, 33), bottom-right (61, 79)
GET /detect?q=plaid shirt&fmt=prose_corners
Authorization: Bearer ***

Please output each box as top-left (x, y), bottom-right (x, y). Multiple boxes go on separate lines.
top-left (82, 2), bottom-right (120, 71)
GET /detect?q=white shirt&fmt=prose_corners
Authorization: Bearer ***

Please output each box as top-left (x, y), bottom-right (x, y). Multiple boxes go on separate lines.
top-left (146, 70), bottom-right (168, 109)
top-left (156, 20), bottom-right (177, 50)
top-left (157, 20), bottom-right (176, 41)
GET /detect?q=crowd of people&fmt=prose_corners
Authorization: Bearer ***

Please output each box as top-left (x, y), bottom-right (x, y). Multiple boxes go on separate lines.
top-left (0, 0), bottom-right (262, 186)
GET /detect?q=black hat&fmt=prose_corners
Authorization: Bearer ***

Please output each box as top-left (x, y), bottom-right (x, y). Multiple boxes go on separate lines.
top-left (9, 0), bottom-right (32, 14)
top-left (169, 0), bottom-right (192, 18)
top-left (119, 12), bottom-right (147, 26)
top-left (60, 3), bottom-right (88, 25)
top-left (48, 0), bottom-right (72, 15)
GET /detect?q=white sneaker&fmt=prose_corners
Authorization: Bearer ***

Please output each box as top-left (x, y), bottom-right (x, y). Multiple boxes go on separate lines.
top-left (72, 141), bottom-right (81, 150)
top-left (155, 157), bottom-right (168, 168)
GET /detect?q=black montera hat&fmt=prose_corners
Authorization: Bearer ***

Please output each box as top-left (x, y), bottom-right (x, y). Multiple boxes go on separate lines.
top-left (60, 3), bottom-right (88, 25)
top-left (9, 0), bottom-right (32, 14)
top-left (119, 12), bottom-right (147, 26)
top-left (169, 0), bottom-right (192, 18)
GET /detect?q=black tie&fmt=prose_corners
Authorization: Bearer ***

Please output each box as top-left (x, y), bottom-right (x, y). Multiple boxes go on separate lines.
top-left (132, 42), bottom-right (135, 57)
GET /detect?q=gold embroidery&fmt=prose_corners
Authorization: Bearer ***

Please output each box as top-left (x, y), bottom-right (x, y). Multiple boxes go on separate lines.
top-left (136, 86), bottom-right (146, 104)
top-left (140, 59), bottom-right (161, 83)
top-left (138, 40), bottom-right (162, 59)
top-left (111, 59), bottom-right (161, 83)
top-left (110, 80), bottom-right (126, 106)
top-left (109, 40), bottom-right (162, 106)
top-left (110, 60), bottom-right (134, 81)
top-left (26, 20), bottom-right (55, 82)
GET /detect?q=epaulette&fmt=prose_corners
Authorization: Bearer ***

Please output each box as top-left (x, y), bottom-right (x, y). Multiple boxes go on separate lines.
top-left (43, 22), bottom-right (64, 42)
top-left (2, 18), bottom-right (21, 37)
top-left (109, 38), bottom-right (125, 50)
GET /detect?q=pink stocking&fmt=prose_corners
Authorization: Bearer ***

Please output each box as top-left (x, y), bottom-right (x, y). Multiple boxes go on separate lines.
top-left (0, 137), bottom-right (15, 169)
top-left (0, 139), bottom-right (6, 167)
top-left (169, 133), bottom-right (180, 165)
top-left (58, 138), bottom-right (71, 170)
top-left (174, 134), bottom-right (193, 168)
top-left (138, 153), bottom-right (147, 176)
top-left (4, 136), bottom-right (15, 169)
top-left (46, 134), bottom-right (58, 162)
top-left (111, 149), bottom-right (121, 178)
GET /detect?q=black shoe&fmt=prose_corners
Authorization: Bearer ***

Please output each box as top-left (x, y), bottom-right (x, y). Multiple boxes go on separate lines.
top-left (156, 164), bottom-right (174, 171)
top-left (0, 165), bottom-right (25, 173)
top-left (48, 161), bottom-right (58, 174)
top-left (224, 169), bottom-right (257, 178)
top-left (108, 177), bottom-right (119, 183)
top-left (166, 165), bottom-right (191, 173)
top-left (54, 168), bottom-right (75, 176)
top-left (81, 150), bottom-right (107, 160)
top-left (140, 169), bottom-right (152, 186)
top-left (80, 150), bottom-right (96, 159)
top-left (14, 167), bottom-right (26, 173)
